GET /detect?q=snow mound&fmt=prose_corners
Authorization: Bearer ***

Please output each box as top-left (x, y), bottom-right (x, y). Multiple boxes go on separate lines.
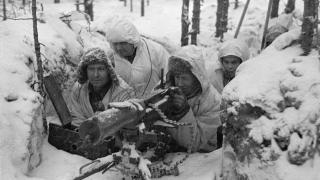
top-left (0, 14), bottom-right (86, 179)
top-left (223, 29), bottom-right (320, 180)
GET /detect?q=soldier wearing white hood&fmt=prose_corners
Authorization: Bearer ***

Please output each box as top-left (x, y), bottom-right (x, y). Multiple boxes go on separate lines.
top-left (105, 18), bottom-right (170, 98)
top-left (165, 45), bottom-right (221, 152)
top-left (209, 39), bottom-right (250, 94)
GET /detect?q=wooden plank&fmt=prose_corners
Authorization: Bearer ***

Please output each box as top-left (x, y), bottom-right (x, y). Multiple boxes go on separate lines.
top-left (44, 74), bottom-right (72, 126)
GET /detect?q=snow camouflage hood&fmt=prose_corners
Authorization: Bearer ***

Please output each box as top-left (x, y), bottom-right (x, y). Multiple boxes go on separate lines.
top-left (168, 45), bottom-right (210, 94)
top-left (77, 47), bottom-right (119, 85)
top-left (218, 38), bottom-right (250, 63)
top-left (105, 18), bottom-right (141, 47)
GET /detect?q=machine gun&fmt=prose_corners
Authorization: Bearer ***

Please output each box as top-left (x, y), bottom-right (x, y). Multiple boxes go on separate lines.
top-left (73, 87), bottom-right (192, 180)
top-left (78, 86), bottom-right (185, 146)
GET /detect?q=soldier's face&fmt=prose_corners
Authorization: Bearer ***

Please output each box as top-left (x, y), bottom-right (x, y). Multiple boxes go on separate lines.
top-left (174, 72), bottom-right (197, 96)
top-left (221, 55), bottom-right (242, 77)
top-left (111, 42), bottom-right (135, 59)
top-left (87, 63), bottom-right (110, 90)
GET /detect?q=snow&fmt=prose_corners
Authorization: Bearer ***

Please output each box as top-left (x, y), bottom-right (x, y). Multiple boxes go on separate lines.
top-left (0, 0), bottom-right (319, 180)
top-left (222, 18), bottom-right (320, 180)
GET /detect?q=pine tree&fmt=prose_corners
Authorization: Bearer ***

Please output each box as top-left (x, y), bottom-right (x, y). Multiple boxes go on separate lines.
top-left (301, 0), bottom-right (317, 55)
top-left (191, 0), bottom-right (201, 45)
top-left (234, 0), bottom-right (239, 9)
top-left (3, 0), bottom-right (7, 20)
top-left (84, 0), bottom-right (94, 21)
top-left (285, 0), bottom-right (295, 13)
top-left (271, 0), bottom-right (280, 18)
top-left (215, 0), bottom-right (229, 40)
top-left (141, 0), bottom-right (145, 16)
top-left (181, 0), bottom-right (190, 46)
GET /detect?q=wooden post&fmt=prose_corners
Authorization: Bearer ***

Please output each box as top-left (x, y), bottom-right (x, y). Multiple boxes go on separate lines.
top-left (3, 0), bottom-right (7, 20)
top-left (141, 0), bottom-right (145, 16)
top-left (270, 0), bottom-right (280, 18)
top-left (44, 75), bottom-right (72, 126)
top-left (32, 0), bottom-right (47, 130)
top-left (301, 0), bottom-right (317, 55)
top-left (181, 0), bottom-right (190, 46)
top-left (130, 0), bottom-right (133, 12)
top-left (234, 0), bottom-right (250, 38)
top-left (261, 0), bottom-right (273, 50)
top-left (191, 0), bottom-right (201, 45)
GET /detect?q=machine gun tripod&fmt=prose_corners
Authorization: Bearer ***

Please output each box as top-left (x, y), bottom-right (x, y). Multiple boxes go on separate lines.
top-left (74, 87), bottom-right (192, 180)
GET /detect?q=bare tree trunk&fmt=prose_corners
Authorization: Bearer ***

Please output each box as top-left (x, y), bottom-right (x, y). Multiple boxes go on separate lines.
top-left (84, 0), bottom-right (94, 21)
top-left (22, 0), bottom-right (26, 6)
top-left (301, 0), bottom-right (317, 55)
top-left (191, 0), bottom-right (201, 45)
top-left (54, 0), bottom-right (60, 3)
top-left (124, 0), bottom-right (127, 7)
top-left (285, 0), bottom-right (295, 13)
top-left (31, 0), bottom-right (47, 130)
top-left (130, 0), bottom-right (133, 12)
top-left (3, 0), bottom-right (7, 20)
top-left (147, 0), bottom-right (150, 6)
top-left (234, 0), bottom-right (239, 9)
top-left (141, 0), bottom-right (145, 16)
top-left (270, 0), bottom-right (280, 18)
top-left (181, 0), bottom-right (190, 46)
top-left (215, 0), bottom-right (229, 40)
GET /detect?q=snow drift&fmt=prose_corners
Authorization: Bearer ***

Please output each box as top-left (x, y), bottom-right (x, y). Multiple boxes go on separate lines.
top-left (223, 29), bottom-right (320, 180)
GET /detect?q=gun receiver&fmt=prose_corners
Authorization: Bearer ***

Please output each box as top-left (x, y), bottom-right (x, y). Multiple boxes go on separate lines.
top-left (78, 87), bottom-right (179, 145)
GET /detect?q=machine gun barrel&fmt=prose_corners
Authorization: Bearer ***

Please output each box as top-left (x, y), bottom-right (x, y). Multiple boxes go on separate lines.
top-left (78, 87), bottom-right (179, 145)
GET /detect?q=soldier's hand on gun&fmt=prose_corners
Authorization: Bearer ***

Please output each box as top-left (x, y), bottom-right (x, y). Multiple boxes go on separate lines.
top-left (171, 88), bottom-right (189, 113)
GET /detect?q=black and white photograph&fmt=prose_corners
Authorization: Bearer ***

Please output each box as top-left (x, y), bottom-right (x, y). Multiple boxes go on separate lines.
top-left (0, 0), bottom-right (319, 180)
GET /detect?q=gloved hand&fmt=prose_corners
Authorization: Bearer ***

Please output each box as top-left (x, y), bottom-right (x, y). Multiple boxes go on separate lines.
top-left (172, 89), bottom-right (188, 110)
top-left (170, 88), bottom-right (190, 120)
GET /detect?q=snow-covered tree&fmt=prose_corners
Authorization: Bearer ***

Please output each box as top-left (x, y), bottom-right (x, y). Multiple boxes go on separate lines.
top-left (285, 0), bottom-right (295, 13)
top-left (301, 0), bottom-right (317, 55)
top-left (191, 0), bottom-right (200, 45)
top-left (84, 0), bottom-right (93, 21)
top-left (2, 0), bottom-right (7, 20)
top-left (141, 0), bottom-right (144, 16)
top-left (234, 0), bottom-right (239, 9)
top-left (181, 0), bottom-right (190, 46)
top-left (215, 0), bottom-right (229, 39)
top-left (271, 0), bottom-right (280, 18)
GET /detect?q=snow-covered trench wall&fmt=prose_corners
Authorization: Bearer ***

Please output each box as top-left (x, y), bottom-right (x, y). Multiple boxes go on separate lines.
top-left (222, 29), bottom-right (320, 180)
top-left (0, 15), bottom-right (86, 179)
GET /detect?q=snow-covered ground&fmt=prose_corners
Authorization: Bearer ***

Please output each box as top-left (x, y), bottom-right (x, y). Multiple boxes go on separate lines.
top-left (0, 0), bottom-right (318, 180)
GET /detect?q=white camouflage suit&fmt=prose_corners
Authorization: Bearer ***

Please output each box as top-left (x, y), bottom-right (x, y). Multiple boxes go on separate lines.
top-left (105, 18), bottom-right (170, 98)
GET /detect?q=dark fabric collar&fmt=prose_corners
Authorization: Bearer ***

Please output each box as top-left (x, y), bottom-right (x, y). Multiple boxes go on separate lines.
top-left (223, 73), bottom-right (234, 87)
top-left (88, 81), bottom-right (112, 100)
top-left (124, 47), bottom-right (137, 64)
